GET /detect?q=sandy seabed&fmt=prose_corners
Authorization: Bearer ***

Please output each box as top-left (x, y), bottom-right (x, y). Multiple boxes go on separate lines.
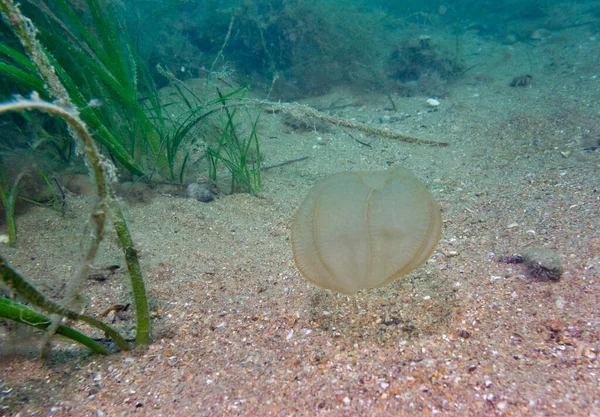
top-left (1, 25), bottom-right (599, 417)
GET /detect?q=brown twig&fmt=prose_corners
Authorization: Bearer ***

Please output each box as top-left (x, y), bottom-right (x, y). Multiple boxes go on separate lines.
top-left (263, 156), bottom-right (310, 171)
top-left (261, 101), bottom-right (449, 147)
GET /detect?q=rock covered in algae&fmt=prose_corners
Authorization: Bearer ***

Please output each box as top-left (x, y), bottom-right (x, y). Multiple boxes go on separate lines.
top-left (186, 181), bottom-right (217, 202)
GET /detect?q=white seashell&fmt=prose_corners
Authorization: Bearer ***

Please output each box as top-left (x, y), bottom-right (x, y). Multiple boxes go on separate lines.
top-left (426, 98), bottom-right (440, 107)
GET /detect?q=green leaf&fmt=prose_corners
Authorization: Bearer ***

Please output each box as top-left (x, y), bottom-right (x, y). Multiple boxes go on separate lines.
top-left (0, 42), bottom-right (38, 72)
top-left (0, 296), bottom-right (108, 355)
top-left (0, 256), bottom-right (130, 351)
top-left (0, 63), bottom-right (45, 92)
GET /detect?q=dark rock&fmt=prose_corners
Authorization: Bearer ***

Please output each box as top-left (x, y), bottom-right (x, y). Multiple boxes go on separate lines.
top-left (186, 181), bottom-right (217, 202)
top-left (523, 247), bottom-right (563, 281)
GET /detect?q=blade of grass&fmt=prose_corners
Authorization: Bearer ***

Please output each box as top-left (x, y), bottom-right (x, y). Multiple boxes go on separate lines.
top-left (0, 42), bottom-right (37, 71)
top-left (0, 296), bottom-right (109, 355)
top-left (29, 0), bottom-right (170, 178)
top-left (108, 188), bottom-right (150, 347)
top-left (0, 256), bottom-right (130, 351)
top-left (0, 62), bottom-right (46, 93)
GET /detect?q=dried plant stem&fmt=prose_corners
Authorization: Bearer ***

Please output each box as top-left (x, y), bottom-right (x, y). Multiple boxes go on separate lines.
top-left (260, 101), bottom-right (449, 147)
top-left (210, 100), bottom-right (449, 147)
top-left (0, 0), bottom-right (69, 104)
top-left (1, 0), bottom-right (150, 354)
top-left (0, 3), bottom-right (107, 317)
top-left (0, 97), bottom-right (109, 356)
top-left (209, 15), bottom-right (235, 73)
top-left (0, 96), bottom-right (151, 352)
top-left (2, 0), bottom-right (106, 356)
